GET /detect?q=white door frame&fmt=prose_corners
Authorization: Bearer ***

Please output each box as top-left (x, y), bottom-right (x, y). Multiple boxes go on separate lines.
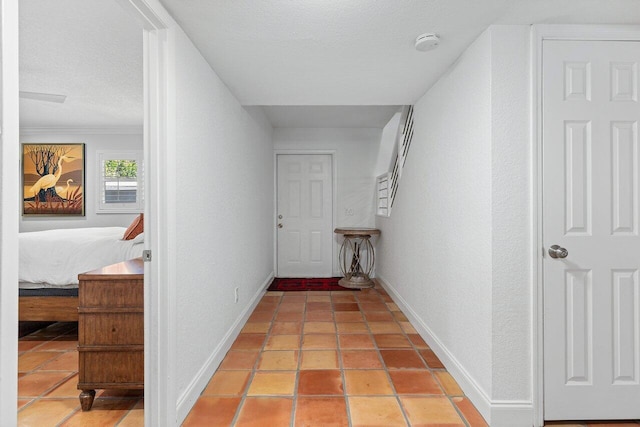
top-left (0, 1), bottom-right (21, 425)
top-left (274, 150), bottom-right (338, 277)
top-left (1, 1), bottom-right (176, 425)
top-left (531, 24), bottom-right (640, 427)
top-left (115, 1), bottom-right (178, 424)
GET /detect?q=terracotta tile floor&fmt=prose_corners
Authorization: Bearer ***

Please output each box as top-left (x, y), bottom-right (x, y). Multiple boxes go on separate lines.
top-left (183, 286), bottom-right (487, 426)
top-left (17, 288), bottom-right (640, 426)
top-left (183, 286), bottom-right (640, 427)
top-left (17, 321), bottom-right (143, 426)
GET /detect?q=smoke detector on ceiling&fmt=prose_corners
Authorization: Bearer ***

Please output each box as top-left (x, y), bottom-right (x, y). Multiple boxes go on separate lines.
top-left (414, 33), bottom-right (440, 52)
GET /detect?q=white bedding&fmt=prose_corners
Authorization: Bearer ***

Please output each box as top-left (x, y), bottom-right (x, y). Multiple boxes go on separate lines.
top-left (19, 227), bottom-right (144, 288)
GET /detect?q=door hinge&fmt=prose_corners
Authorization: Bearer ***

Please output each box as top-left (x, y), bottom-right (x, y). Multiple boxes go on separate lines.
top-left (142, 250), bottom-right (152, 262)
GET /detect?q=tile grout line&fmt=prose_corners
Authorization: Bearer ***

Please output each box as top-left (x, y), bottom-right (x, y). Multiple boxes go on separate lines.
top-left (446, 394), bottom-right (472, 427)
top-left (386, 287), bottom-right (469, 426)
top-left (230, 291), bottom-right (281, 427)
top-left (335, 290), bottom-right (355, 427)
top-left (55, 405), bottom-right (82, 427)
top-left (361, 288), bottom-right (412, 427)
top-left (18, 324), bottom-right (82, 425)
top-left (244, 293), bottom-right (287, 421)
top-left (288, 291), bottom-right (307, 427)
top-left (375, 284), bottom-right (468, 426)
top-left (110, 398), bottom-right (140, 427)
top-left (18, 370), bottom-right (78, 407)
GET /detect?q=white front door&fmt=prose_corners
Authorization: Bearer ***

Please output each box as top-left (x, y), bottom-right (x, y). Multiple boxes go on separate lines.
top-left (277, 154), bottom-right (333, 277)
top-left (543, 40), bottom-right (640, 420)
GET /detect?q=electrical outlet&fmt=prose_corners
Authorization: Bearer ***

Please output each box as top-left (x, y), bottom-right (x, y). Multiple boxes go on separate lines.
top-left (345, 208), bottom-right (354, 216)
top-left (234, 287), bottom-right (239, 303)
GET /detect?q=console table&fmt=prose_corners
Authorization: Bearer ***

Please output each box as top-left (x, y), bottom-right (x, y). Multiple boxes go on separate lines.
top-left (77, 258), bottom-right (144, 411)
top-left (334, 227), bottom-right (381, 289)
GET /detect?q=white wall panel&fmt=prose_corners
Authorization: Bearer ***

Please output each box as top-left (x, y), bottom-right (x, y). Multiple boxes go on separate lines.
top-left (310, 230), bottom-right (322, 262)
top-left (309, 160), bottom-right (323, 174)
top-left (565, 270), bottom-right (593, 384)
top-left (565, 62), bottom-right (592, 101)
top-left (612, 269), bottom-right (640, 384)
top-left (310, 180), bottom-right (323, 218)
top-left (611, 121), bottom-right (638, 235)
top-left (288, 181), bottom-right (301, 218)
top-left (610, 62), bottom-right (638, 102)
top-left (565, 121), bottom-right (592, 235)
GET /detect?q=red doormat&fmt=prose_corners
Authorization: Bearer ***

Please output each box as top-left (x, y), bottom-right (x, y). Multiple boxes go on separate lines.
top-left (267, 277), bottom-right (355, 292)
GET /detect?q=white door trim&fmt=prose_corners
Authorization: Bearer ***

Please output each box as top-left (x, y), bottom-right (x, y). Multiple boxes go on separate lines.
top-left (531, 24), bottom-right (640, 427)
top-left (274, 150), bottom-right (338, 276)
top-left (0, 1), bottom-right (20, 425)
top-left (115, 1), bottom-right (175, 425)
top-left (1, 3), bottom-right (173, 425)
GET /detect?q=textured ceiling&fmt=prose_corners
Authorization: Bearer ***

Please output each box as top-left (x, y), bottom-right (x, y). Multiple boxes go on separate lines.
top-left (262, 106), bottom-right (401, 128)
top-left (19, 0), bottom-right (640, 129)
top-left (160, 0), bottom-right (640, 106)
top-left (19, 0), bottom-right (143, 129)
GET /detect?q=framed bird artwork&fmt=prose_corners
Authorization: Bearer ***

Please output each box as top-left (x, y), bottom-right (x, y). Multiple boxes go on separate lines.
top-left (22, 143), bottom-right (85, 216)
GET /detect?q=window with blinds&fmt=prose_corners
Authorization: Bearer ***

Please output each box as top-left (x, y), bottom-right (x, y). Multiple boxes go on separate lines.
top-left (96, 150), bottom-right (143, 213)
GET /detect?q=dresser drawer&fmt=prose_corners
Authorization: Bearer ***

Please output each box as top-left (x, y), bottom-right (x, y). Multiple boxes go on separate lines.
top-left (79, 280), bottom-right (143, 308)
top-left (79, 349), bottom-right (144, 384)
top-left (79, 313), bottom-right (143, 345)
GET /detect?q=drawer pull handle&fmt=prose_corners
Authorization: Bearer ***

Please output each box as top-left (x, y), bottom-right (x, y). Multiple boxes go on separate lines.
top-left (112, 327), bottom-right (116, 332)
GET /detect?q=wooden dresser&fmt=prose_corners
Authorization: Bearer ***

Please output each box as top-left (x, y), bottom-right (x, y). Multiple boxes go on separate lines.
top-left (77, 258), bottom-right (144, 411)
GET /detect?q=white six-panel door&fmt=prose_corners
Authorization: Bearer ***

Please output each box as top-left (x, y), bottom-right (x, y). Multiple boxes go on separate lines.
top-left (277, 154), bottom-right (333, 277)
top-left (543, 40), bottom-right (640, 420)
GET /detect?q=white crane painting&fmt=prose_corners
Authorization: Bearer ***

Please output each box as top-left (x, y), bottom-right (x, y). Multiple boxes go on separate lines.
top-left (22, 143), bottom-right (85, 216)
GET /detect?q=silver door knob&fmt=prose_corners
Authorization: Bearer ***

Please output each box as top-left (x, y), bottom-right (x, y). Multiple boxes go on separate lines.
top-left (277, 223), bottom-right (283, 229)
top-left (548, 245), bottom-right (568, 259)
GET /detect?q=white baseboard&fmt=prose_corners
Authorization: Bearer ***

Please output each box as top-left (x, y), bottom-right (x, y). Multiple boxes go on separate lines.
top-left (490, 401), bottom-right (536, 427)
top-left (175, 271), bottom-right (274, 424)
top-left (376, 275), bottom-right (534, 427)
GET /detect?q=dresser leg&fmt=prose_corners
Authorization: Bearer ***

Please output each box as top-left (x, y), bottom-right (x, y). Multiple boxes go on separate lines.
top-left (79, 389), bottom-right (96, 411)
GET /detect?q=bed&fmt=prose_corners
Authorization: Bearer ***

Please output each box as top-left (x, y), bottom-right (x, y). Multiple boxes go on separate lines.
top-left (19, 226), bottom-right (144, 321)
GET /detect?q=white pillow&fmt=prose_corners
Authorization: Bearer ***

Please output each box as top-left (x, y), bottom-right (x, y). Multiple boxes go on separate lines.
top-left (129, 232), bottom-right (144, 244)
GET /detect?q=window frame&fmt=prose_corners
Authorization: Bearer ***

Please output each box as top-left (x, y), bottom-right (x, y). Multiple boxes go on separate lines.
top-left (96, 150), bottom-right (143, 214)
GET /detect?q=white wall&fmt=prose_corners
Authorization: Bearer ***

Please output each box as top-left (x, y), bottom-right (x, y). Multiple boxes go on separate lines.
top-left (374, 112), bottom-right (401, 177)
top-left (19, 131), bottom-right (142, 232)
top-left (375, 25), bottom-right (532, 426)
top-left (172, 26), bottom-right (274, 423)
top-left (488, 26), bottom-right (531, 409)
top-left (376, 28), bottom-right (494, 396)
top-left (274, 127), bottom-right (382, 275)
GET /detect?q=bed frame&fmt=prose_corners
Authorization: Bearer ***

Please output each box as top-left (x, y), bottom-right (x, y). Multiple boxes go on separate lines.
top-left (19, 288), bottom-right (79, 322)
